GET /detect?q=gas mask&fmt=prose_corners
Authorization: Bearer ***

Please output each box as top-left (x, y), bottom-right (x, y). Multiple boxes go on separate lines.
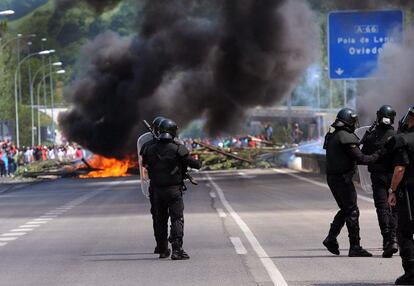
top-left (381, 117), bottom-right (392, 125)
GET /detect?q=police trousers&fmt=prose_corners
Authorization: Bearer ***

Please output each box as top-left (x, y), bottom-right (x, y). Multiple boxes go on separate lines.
top-left (148, 186), bottom-right (158, 243)
top-left (371, 173), bottom-right (397, 245)
top-left (327, 172), bottom-right (361, 246)
top-left (153, 185), bottom-right (184, 251)
top-left (397, 188), bottom-right (414, 262)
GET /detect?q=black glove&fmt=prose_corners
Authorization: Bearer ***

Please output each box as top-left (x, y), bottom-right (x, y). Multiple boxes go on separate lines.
top-left (377, 146), bottom-right (388, 157)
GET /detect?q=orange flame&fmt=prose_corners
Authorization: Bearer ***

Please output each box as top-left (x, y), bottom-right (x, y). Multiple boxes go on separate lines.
top-left (80, 155), bottom-right (130, 178)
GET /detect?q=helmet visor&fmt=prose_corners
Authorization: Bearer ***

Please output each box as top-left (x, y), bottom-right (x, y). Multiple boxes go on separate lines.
top-left (352, 114), bottom-right (360, 129)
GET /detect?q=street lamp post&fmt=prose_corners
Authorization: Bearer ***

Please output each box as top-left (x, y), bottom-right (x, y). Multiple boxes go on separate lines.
top-left (14, 50), bottom-right (51, 147)
top-left (31, 62), bottom-right (62, 144)
top-left (41, 38), bottom-right (48, 123)
top-left (0, 10), bottom-right (14, 34)
top-left (48, 50), bottom-right (56, 141)
top-left (17, 34), bottom-right (22, 104)
top-left (0, 34), bottom-right (36, 52)
top-left (36, 69), bottom-right (65, 144)
top-left (27, 41), bottom-right (35, 146)
top-left (343, 80), bottom-right (347, 107)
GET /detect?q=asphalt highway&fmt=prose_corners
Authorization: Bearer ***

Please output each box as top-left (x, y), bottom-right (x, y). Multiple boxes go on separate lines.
top-left (0, 169), bottom-right (403, 286)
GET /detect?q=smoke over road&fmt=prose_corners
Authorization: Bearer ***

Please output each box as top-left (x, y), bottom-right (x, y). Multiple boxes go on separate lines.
top-left (57, 0), bottom-right (319, 159)
top-left (359, 28), bottom-right (414, 124)
top-left (344, 1), bottom-right (414, 124)
top-left (325, 0), bottom-right (414, 124)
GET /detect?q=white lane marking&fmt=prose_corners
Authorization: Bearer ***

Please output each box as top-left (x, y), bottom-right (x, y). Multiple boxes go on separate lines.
top-left (209, 192), bottom-right (217, 199)
top-left (207, 174), bottom-right (288, 286)
top-left (272, 169), bottom-right (374, 204)
top-left (12, 229), bottom-right (33, 232)
top-left (217, 208), bottom-right (227, 218)
top-left (0, 237), bottom-right (18, 241)
top-left (20, 225), bottom-right (40, 228)
top-left (26, 221), bottom-right (48, 224)
top-left (230, 237), bottom-right (248, 255)
top-left (0, 181), bottom-right (123, 249)
top-left (2, 233), bottom-right (26, 236)
top-left (238, 172), bottom-right (256, 179)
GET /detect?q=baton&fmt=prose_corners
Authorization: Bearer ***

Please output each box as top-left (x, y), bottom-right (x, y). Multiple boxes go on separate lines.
top-left (406, 189), bottom-right (413, 221)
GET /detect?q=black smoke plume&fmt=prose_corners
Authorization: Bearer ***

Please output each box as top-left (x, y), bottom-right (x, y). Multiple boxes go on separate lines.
top-left (58, 0), bottom-right (319, 159)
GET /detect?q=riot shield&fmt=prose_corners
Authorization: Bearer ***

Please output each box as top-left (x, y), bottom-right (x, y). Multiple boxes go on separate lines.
top-left (355, 126), bottom-right (373, 194)
top-left (137, 132), bottom-right (153, 199)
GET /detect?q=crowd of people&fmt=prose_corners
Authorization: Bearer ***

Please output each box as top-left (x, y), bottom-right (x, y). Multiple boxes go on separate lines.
top-left (182, 123), bottom-right (304, 151)
top-left (0, 139), bottom-right (84, 177)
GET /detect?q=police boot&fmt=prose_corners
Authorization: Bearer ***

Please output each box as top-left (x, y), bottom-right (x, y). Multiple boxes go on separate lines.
top-left (346, 210), bottom-right (372, 257)
top-left (323, 223), bottom-right (341, 255)
top-left (348, 245), bottom-right (373, 257)
top-left (383, 233), bottom-right (399, 258)
top-left (158, 242), bottom-right (171, 259)
top-left (323, 236), bottom-right (340, 255)
top-left (395, 261), bottom-right (414, 285)
top-left (171, 249), bottom-right (190, 260)
top-left (154, 246), bottom-right (160, 254)
top-left (171, 242), bottom-right (190, 261)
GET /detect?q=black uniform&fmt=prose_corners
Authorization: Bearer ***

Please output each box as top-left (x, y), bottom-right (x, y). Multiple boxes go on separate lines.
top-left (142, 139), bottom-right (201, 257)
top-left (324, 126), bottom-right (379, 255)
top-left (393, 128), bottom-right (414, 278)
top-left (362, 124), bottom-right (398, 253)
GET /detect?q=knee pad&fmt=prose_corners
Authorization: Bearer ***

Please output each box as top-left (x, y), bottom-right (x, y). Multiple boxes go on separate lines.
top-left (349, 208), bottom-right (359, 218)
top-left (346, 208), bottom-right (360, 224)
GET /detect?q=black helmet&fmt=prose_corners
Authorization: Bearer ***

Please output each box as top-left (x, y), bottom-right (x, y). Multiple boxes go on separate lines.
top-left (332, 108), bottom-right (359, 130)
top-left (158, 119), bottom-right (178, 140)
top-left (377, 105), bottom-right (396, 125)
top-left (398, 106), bottom-right (414, 132)
top-left (152, 116), bottom-right (165, 134)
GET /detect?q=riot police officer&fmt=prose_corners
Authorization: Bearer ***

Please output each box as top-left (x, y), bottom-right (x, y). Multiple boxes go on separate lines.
top-left (388, 107), bottom-right (414, 285)
top-left (323, 108), bottom-right (382, 257)
top-left (142, 119), bottom-right (202, 260)
top-left (361, 105), bottom-right (398, 258)
top-left (139, 116), bottom-right (165, 254)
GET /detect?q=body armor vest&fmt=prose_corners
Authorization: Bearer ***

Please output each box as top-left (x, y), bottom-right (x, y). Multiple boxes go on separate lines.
top-left (362, 125), bottom-right (395, 174)
top-left (144, 141), bottom-right (184, 187)
top-left (325, 129), bottom-right (360, 174)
